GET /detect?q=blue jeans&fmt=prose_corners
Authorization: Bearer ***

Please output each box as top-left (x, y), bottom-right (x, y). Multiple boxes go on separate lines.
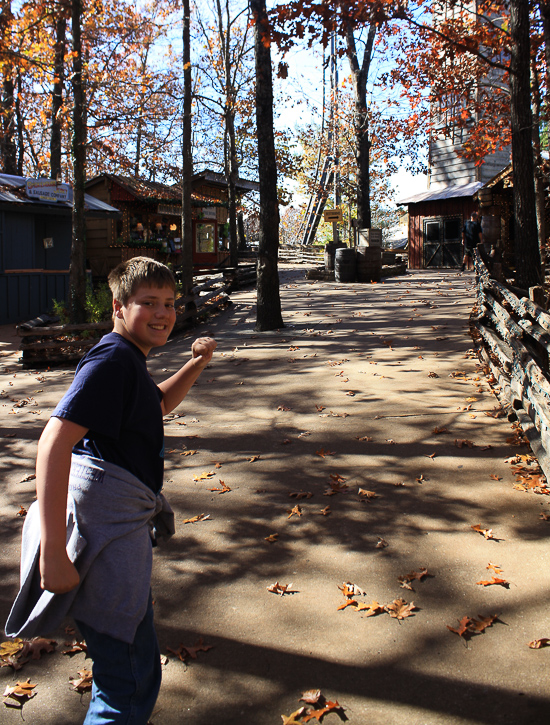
top-left (75, 595), bottom-right (161, 724)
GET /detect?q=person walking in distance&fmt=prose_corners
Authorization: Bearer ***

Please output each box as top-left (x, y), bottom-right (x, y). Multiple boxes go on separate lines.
top-left (461, 211), bottom-right (483, 271)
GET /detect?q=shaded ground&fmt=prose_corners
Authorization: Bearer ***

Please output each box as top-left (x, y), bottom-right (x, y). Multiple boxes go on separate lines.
top-left (1, 266), bottom-right (549, 724)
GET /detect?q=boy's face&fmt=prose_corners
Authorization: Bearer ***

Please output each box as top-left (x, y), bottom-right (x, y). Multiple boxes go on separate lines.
top-left (113, 284), bottom-right (176, 356)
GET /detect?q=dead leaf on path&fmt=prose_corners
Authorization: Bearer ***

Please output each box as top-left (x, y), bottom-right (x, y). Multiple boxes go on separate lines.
top-left (345, 391), bottom-right (355, 396)
top-left (167, 637), bottom-right (213, 662)
top-left (62, 641), bottom-right (87, 657)
top-left (477, 577), bottom-right (509, 588)
top-left (337, 598), bottom-right (358, 610)
top-left (287, 505), bottom-right (303, 519)
top-left (471, 524), bottom-right (495, 540)
top-left (385, 598), bottom-right (417, 619)
top-left (182, 514), bottom-right (210, 524)
top-left (208, 480), bottom-right (231, 494)
top-left (289, 491), bottom-right (313, 499)
top-left (487, 562), bottom-right (503, 574)
top-left (528, 638), bottom-right (550, 649)
top-left (324, 480), bottom-right (349, 496)
top-left (180, 450), bottom-right (197, 457)
top-left (247, 455), bottom-right (261, 462)
top-left (277, 405), bottom-right (292, 411)
top-left (540, 512), bottom-right (550, 521)
top-left (490, 474), bottom-right (502, 481)
top-left (267, 582), bottom-right (296, 596)
top-left (356, 435), bottom-right (373, 442)
top-left (425, 452), bottom-right (436, 459)
top-left (358, 488), bottom-right (378, 499)
top-left (318, 506), bottom-right (331, 516)
top-left (315, 404), bottom-right (325, 412)
top-left (416, 474), bottom-right (426, 483)
top-left (16, 506), bottom-right (27, 517)
top-left (338, 582), bottom-right (366, 598)
top-left (300, 690), bottom-right (322, 705)
top-left (398, 568), bottom-right (431, 590)
top-left (70, 669), bottom-right (93, 693)
top-left (303, 701), bottom-right (345, 723)
top-left (193, 471), bottom-right (215, 481)
top-left (20, 474), bottom-right (36, 483)
top-left (433, 426), bottom-right (448, 434)
top-left (316, 448), bottom-right (336, 458)
top-left (298, 431), bottom-right (311, 438)
top-left (265, 533), bottom-right (279, 543)
top-left (447, 613), bottom-right (497, 639)
top-left (455, 439), bottom-right (475, 448)
top-left (428, 371), bottom-right (439, 378)
top-left (281, 707), bottom-right (308, 725)
top-left (375, 537), bottom-right (388, 549)
top-left (465, 397), bottom-right (478, 403)
top-left (2, 679), bottom-right (37, 709)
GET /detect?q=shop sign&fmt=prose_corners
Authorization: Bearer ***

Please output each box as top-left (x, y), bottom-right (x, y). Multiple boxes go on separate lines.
top-left (26, 178), bottom-right (71, 202)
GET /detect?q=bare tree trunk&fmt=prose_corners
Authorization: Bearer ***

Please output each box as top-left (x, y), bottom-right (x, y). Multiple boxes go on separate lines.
top-left (345, 22), bottom-right (376, 230)
top-left (15, 69), bottom-right (23, 175)
top-left (181, 0), bottom-right (194, 295)
top-left (510, 0), bottom-right (541, 288)
top-left (531, 59), bottom-right (546, 256)
top-left (69, 0), bottom-right (87, 323)
top-left (50, 13), bottom-right (67, 180)
top-left (237, 209), bottom-right (246, 250)
top-left (250, 0), bottom-right (283, 331)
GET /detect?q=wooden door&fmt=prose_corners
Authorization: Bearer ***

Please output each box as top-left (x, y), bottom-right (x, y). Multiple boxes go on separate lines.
top-left (423, 216), bottom-right (462, 268)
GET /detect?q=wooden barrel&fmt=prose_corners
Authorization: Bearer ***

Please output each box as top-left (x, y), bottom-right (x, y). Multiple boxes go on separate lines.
top-left (334, 247), bottom-right (357, 282)
top-left (356, 245), bottom-right (382, 282)
top-left (324, 242), bottom-right (346, 271)
top-left (481, 214), bottom-right (500, 247)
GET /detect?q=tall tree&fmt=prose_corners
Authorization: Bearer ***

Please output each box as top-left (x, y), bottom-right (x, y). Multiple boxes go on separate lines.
top-left (181, 0), bottom-right (194, 296)
top-left (50, 3), bottom-right (68, 179)
top-left (250, 0), bottom-right (283, 331)
top-left (69, 0), bottom-right (86, 323)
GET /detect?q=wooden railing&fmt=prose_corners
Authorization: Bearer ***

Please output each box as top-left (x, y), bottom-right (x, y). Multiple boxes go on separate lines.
top-left (472, 250), bottom-right (550, 477)
top-left (278, 245), bottom-right (324, 265)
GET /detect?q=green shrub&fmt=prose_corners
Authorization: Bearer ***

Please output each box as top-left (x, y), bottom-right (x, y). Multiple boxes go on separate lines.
top-left (52, 298), bottom-right (69, 325)
top-left (85, 283), bottom-right (113, 323)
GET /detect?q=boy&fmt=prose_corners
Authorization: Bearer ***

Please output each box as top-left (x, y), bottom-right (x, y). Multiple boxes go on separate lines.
top-left (461, 211), bottom-right (483, 271)
top-left (6, 257), bottom-right (216, 724)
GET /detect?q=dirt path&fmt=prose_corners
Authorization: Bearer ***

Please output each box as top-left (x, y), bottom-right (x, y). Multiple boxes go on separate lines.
top-left (1, 266), bottom-right (549, 724)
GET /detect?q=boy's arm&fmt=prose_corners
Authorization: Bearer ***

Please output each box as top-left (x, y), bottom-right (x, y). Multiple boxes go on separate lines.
top-left (37, 416), bottom-right (88, 594)
top-left (158, 337), bottom-right (216, 415)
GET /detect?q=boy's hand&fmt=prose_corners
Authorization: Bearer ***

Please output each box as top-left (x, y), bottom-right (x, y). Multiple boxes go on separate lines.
top-left (191, 337), bottom-right (217, 368)
top-left (39, 550), bottom-right (80, 594)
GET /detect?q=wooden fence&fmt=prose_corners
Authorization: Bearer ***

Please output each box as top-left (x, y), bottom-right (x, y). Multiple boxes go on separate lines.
top-left (472, 250), bottom-right (550, 478)
top-left (17, 265), bottom-right (257, 365)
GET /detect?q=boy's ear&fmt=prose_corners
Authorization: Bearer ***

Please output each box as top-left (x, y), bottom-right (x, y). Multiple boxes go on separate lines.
top-left (113, 299), bottom-right (124, 318)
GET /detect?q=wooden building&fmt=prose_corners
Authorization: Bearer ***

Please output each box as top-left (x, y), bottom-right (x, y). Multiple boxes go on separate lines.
top-left (0, 174), bottom-right (119, 325)
top-left (398, 182), bottom-right (482, 269)
top-left (85, 171), bottom-right (259, 277)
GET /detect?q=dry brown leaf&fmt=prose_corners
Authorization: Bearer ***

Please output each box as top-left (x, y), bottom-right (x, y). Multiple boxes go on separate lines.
top-left (385, 598), bottom-right (417, 619)
top-left (375, 537), bottom-right (388, 549)
top-left (287, 505), bottom-right (303, 519)
top-left (300, 689), bottom-right (322, 705)
top-left (318, 506), bottom-right (331, 516)
top-left (182, 513), bottom-right (210, 524)
top-left (277, 405), bottom-right (291, 411)
top-left (358, 488), bottom-right (378, 499)
top-left (398, 568), bottom-right (430, 590)
top-left (264, 533), bottom-right (279, 543)
top-left (338, 581), bottom-right (365, 597)
top-left (281, 707), bottom-right (308, 725)
top-left (356, 435), bottom-right (373, 442)
top-left (528, 638), bottom-right (550, 649)
top-left (316, 447), bottom-right (336, 458)
top-left (303, 701), bottom-right (344, 723)
top-left (489, 474), bottom-right (502, 481)
top-left (428, 371), bottom-right (439, 378)
top-left (432, 426), bottom-right (448, 434)
top-left (487, 562), bottom-right (503, 574)
top-left (62, 641), bottom-right (87, 657)
top-left (2, 679), bottom-right (37, 709)
top-left (337, 598), bottom-right (358, 610)
top-left (455, 439), bottom-right (475, 448)
top-left (180, 449), bottom-right (197, 457)
top-left (70, 669), bottom-right (93, 693)
top-left (267, 582), bottom-right (295, 596)
top-left (193, 471), bottom-right (215, 481)
top-left (471, 523), bottom-right (495, 539)
top-left (289, 491), bottom-right (313, 499)
top-left (476, 577), bottom-right (509, 588)
top-left (247, 455), bottom-right (261, 462)
top-left (208, 480), bottom-right (231, 494)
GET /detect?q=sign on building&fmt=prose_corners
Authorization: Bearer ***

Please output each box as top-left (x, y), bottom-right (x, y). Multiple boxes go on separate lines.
top-left (323, 208), bottom-right (343, 222)
top-left (25, 179), bottom-right (71, 203)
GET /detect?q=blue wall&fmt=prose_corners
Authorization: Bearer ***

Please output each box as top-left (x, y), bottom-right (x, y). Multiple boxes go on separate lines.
top-left (0, 209), bottom-right (72, 325)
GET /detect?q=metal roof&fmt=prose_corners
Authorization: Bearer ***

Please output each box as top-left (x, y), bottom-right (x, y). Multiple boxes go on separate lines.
top-left (397, 181), bottom-right (483, 205)
top-left (0, 174), bottom-right (120, 216)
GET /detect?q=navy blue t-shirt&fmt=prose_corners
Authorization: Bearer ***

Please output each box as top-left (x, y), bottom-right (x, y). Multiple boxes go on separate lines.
top-left (53, 332), bottom-right (164, 493)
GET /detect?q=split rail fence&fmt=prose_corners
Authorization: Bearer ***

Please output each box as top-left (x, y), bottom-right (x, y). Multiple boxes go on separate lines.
top-left (472, 250), bottom-right (550, 478)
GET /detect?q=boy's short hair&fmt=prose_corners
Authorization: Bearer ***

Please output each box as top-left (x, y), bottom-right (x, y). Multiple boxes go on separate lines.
top-left (108, 257), bottom-right (176, 304)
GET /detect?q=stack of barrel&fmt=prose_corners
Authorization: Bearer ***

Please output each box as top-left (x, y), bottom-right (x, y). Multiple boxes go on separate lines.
top-left (356, 228), bottom-right (382, 282)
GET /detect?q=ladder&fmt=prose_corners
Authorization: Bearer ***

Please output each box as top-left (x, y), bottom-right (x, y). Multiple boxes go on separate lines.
top-left (300, 155), bottom-right (333, 246)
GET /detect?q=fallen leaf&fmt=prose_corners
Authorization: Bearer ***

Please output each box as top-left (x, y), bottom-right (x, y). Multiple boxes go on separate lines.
top-left (289, 491), bottom-right (313, 499)
top-left (385, 598), bottom-right (417, 619)
top-left (416, 474), bottom-right (426, 483)
top-left (358, 488), bottom-right (378, 499)
top-left (425, 452), bottom-right (436, 459)
top-left (487, 562), bottom-right (503, 574)
top-left (70, 669), bottom-right (93, 693)
top-left (447, 613), bottom-right (497, 638)
top-left (318, 506), bottom-right (331, 516)
top-left (375, 537), bottom-right (388, 549)
top-left (167, 637), bottom-right (213, 662)
top-left (345, 390), bottom-right (355, 396)
top-left (398, 568), bottom-right (430, 590)
top-left (315, 404), bottom-right (325, 412)
top-left (428, 371), bottom-right (439, 378)
top-left (338, 581), bottom-right (365, 597)
top-left (471, 524), bottom-right (495, 540)
top-left (182, 513), bottom-right (210, 524)
top-left (528, 638), bottom-right (550, 649)
top-left (316, 448), bottom-right (336, 458)
top-left (2, 679), bottom-right (37, 709)
top-left (193, 471), bottom-right (215, 481)
top-left (356, 435), bottom-right (373, 442)
top-left (62, 641), bottom-right (88, 657)
top-left (16, 506), bottom-right (27, 517)
top-left (180, 450), bottom-right (197, 457)
top-left (337, 598), bottom-right (358, 610)
top-left (300, 690), bottom-right (322, 705)
top-left (287, 505), bottom-right (303, 519)
top-left (247, 455), bottom-right (261, 463)
top-left (490, 474), bottom-right (502, 481)
top-left (281, 707), bottom-right (308, 725)
top-left (267, 582), bottom-right (296, 596)
top-left (277, 405), bottom-right (292, 411)
top-left (476, 577), bottom-right (509, 588)
top-left (455, 439), bottom-right (475, 448)
top-left (540, 512), bottom-right (550, 521)
top-left (19, 474), bottom-right (36, 483)
top-left (265, 533), bottom-right (279, 543)
top-left (208, 480), bottom-right (231, 494)
top-left (355, 600), bottom-right (384, 616)
top-left (433, 426), bottom-right (448, 434)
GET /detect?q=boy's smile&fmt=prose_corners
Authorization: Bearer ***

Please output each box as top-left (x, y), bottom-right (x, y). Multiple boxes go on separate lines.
top-left (113, 284), bottom-right (177, 356)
